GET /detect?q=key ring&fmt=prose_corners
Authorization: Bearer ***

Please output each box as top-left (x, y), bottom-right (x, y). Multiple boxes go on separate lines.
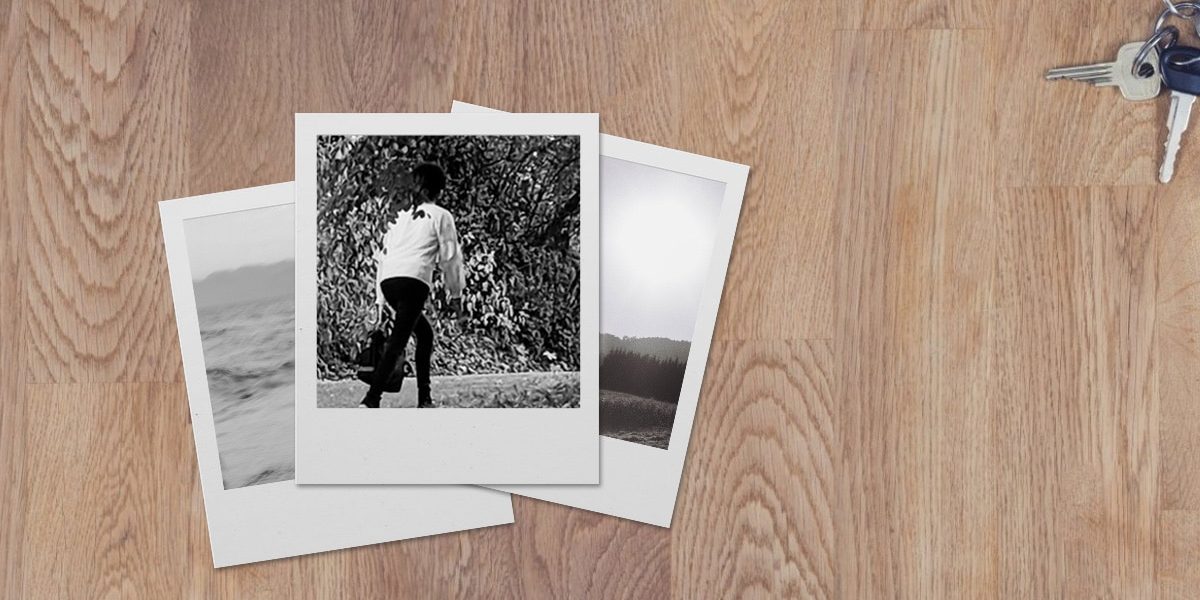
top-left (1163, 0), bottom-right (1200, 18)
top-left (1133, 25), bottom-right (1180, 76)
top-left (1156, 2), bottom-right (1200, 32)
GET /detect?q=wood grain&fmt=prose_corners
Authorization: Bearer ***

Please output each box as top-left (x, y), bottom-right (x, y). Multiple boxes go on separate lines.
top-left (3, 0), bottom-right (1199, 597)
top-left (1157, 510), bottom-right (1200, 598)
top-left (1, 0), bottom-right (29, 594)
top-left (832, 28), bottom-right (997, 598)
top-left (189, 0), bottom-right (293, 191)
top-left (673, 341), bottom-right (837, 598)
top-left (20, 383), bottom-right (196, 597)
top-left (991, 187), bottom-right (1158, 597)
top-left (843, 0), bottom-right (990, 30)
top-left (25, 0), bottom-right (187, 382)
top-left (1158, 179), bottom-right (1200, 511)
top-left (680, 0), bottom-right (838, 341)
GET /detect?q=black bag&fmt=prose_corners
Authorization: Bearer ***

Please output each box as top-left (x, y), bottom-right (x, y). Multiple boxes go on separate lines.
top-left (355, 329), bottom-right (412, 393)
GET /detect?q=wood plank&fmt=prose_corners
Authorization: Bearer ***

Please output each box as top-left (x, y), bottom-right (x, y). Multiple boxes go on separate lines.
top-left (678, 1), bottom-right (838, 341)
top-left (832, 28), bottom-right (997, 598)
top-left (1158, 178), bottom-right (1200, 511)
top-left (0, 0), bottom-right (28, 595)
top-left (673, 341), bottom-right (838, 598)
top-left (505, 500), bottom-right (669, 598)
top-left (991, 187), bottom-right (1158, 597)
top-left (188, 0), bottom-right (295, 191)
top-left (842, 0), bottom-right (989, 30)
top-left (24, 0), bottom-right (188, 382)
top-left (294, 2), bottom-right (457, 114)
top-left (448, 1), bottom-right (682, 143)
top-left (20, 384), bottom-right (197, 598)
top-left (1157, 510), bottom-right (1200, 598)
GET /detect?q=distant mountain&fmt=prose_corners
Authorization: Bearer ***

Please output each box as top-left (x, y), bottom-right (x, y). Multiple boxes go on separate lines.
top-left (600, 334), bottom-right (691, 364)
top-left (194, 260), bottom-right (294, 309)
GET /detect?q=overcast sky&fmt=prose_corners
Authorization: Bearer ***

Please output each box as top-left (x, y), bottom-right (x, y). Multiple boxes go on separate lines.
top-left (601, 157), bottom-right (726, 342)
top-left (184, 204), bottom-right (294, 281)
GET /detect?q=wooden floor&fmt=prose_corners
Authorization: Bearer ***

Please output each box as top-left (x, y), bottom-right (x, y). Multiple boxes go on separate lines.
top-left (2, 0), bottom-right (1198, 597)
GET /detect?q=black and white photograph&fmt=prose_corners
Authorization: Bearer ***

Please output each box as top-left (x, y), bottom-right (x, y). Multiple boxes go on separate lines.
top-left (294, 114), bottom-right (599, 485)
top-left (160, 184), bottom-right (513, 567)
top-left (185, 204), bottom-right (297, 489)
top-left (315, 134), bottom-right (581, 409)
top-left (597, 157), bottom-right (726, 450)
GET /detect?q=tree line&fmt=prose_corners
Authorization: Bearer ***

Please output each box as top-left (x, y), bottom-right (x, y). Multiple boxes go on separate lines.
top-left (598, 348), bottom-right (687, 404)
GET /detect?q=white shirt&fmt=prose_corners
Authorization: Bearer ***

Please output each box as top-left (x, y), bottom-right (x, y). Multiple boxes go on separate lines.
top-left (374, 202), bottom-right (465, 302)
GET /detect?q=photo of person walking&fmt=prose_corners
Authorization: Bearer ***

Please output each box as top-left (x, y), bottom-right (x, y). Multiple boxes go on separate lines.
top-left (315, 134), bottom-right (582, 409)
top-left (360, 163), bottom-right (466, 408)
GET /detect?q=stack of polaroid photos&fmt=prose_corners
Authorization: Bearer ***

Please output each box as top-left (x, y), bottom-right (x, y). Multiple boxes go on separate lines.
top-left (160, 101), bottom-right (749, 567)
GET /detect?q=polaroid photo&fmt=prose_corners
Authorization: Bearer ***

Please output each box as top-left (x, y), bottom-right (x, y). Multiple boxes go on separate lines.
top-left (160, 183), bottom-right (514, 567)
top-left (453, 101), bottom-right (748, 526)
top-left (295, 113), bottom-right (600, 484)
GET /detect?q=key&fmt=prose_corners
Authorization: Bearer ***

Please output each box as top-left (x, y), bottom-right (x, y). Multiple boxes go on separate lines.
top-left (1158, 45), bottom-right (1200, 183)
top-left (1045, 42), bottom-right (1162, 102)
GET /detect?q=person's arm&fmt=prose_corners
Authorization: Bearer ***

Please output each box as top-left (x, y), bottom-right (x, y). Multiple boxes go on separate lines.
top-left (437, 212), bottom-right (467, 323)
top-left (437, 213), bottom-right (466, 297)
top-left (373, 225), bottom-right (390, 309)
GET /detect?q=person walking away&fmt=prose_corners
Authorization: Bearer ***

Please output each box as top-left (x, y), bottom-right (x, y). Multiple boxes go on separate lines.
top-left (360, 162), bottom-right (466, 408)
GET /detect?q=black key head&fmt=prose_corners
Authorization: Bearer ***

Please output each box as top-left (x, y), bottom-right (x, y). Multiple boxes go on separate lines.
top-left (1161, 45), bottom-right (1200, 95)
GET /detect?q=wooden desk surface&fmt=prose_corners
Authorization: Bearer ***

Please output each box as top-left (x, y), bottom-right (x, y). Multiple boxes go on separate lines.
top-left (2, 1), bottom-right (1198, 597)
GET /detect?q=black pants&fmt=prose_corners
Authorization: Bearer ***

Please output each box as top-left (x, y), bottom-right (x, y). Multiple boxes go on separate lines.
top-left (363, 276), bottom-right (433, 406)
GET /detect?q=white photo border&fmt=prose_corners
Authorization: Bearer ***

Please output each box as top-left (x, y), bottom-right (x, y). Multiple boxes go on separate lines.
top-left (294, 114), bottom-right (601, 484)
top-left (452, 101), bottom-right (749, 526)
top-left (160, 183), bottom-right (514, 567)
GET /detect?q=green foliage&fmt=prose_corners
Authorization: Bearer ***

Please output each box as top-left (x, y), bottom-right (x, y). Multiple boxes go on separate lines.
top-left (317, 134), bottom-right (581, 380)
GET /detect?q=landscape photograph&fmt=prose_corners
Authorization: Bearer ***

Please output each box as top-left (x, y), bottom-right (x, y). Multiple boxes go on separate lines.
top-left (599, 157), bottom-right (726, 449)
top-left (184, 205), bottom-right (298, 489)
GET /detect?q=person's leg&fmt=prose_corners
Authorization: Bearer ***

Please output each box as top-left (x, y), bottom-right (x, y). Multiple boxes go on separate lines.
top-left (361, 278), bottom-right (429, 407)
top-left (412, 313), bottom-right (434, 407)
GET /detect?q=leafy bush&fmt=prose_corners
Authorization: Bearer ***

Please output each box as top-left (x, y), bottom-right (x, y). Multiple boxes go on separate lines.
top-left (317, 135), bottom-right (581, 380)
top-left (598, 348), bottom-right (687, 404)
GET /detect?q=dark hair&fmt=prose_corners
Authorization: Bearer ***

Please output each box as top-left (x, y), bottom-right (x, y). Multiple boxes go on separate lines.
top-left (412, 163), bottom-right (446, 200)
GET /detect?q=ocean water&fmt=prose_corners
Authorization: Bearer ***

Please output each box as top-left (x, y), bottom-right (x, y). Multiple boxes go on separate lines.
top-left (197, 295), bottom-right (296, 490)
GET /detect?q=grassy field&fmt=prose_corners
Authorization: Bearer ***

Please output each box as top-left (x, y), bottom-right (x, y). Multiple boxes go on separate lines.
top-left (317, 371), bottom-right (580, 408)
top-left (599, 389), bottom-right (677, 450)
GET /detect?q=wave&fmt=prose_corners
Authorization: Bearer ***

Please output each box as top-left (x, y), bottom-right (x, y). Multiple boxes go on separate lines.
top-left (214, 383), bottom-right (296, 489)
top-left (195, 296), bottom-right (297, 489)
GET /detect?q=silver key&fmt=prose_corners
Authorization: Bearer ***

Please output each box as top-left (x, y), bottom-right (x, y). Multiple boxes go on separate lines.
top-left (1161, 90), bottom-right (1194, 182)
top-left (1157, 45), bottom-right (1200, 183)
top-left (1045, 42), bottom-right (1162, 102)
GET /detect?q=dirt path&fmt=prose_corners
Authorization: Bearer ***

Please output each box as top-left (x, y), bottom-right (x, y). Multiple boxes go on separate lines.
top-left (317, 371), bottom-right (580, 408)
